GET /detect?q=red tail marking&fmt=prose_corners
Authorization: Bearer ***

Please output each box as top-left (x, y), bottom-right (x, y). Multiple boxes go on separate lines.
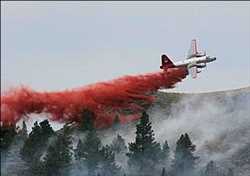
top-left (160, 54), bottom-right (175, 69)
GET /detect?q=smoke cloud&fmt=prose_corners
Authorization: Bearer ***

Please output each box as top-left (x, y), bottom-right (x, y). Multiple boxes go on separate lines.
top-left (99, 88), bottom-right (250, 175)
top-left (152, 92), bottom-right (250, 161)
top-left (1, 68), bottom-right (187, 128)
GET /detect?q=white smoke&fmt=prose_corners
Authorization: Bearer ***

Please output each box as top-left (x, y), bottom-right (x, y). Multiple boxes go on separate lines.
top-left (100, 88), bottom-right (250, 175)
top-left (1, 138), bottom-right (28, 176)
top-left (152, 92), bottom-right (250, 166)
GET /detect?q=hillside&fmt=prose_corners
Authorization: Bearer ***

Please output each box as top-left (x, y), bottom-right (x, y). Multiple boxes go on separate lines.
top-left (100, 86), bottom-right (250, 175)
top-left (153, 87), bottom-right (250, 175)
top-left (154, 86), bottom-right (250, 109)
top-left (1, 86), bottom-right (250, 176)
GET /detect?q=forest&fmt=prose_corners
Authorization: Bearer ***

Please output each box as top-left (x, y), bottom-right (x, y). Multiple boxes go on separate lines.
top-left (1, 109), bottom-right (235, 176)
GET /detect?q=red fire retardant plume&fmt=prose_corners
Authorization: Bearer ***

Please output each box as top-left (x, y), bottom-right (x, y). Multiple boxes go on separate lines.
top-left (1, 68), bottom-right (187, 128)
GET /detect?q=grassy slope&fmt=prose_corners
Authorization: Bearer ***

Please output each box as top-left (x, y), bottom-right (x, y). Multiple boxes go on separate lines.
top-left (153, 86), bottom-right (250, 109)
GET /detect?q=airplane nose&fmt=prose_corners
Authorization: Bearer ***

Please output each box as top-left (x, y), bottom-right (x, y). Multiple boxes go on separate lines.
top-left (208, 56), bottom-right (216, 61)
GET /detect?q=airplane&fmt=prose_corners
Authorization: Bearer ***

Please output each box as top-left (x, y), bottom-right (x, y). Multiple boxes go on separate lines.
top-left (160, 39), bottom-right (216, 78)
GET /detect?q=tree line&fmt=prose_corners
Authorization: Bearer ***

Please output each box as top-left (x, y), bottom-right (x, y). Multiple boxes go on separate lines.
top-left (1, 110), bottom-right (235, 176)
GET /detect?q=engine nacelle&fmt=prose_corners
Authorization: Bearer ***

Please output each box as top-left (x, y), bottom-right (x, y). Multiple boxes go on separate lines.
top-left (196, 63), bottom-right (206, 68)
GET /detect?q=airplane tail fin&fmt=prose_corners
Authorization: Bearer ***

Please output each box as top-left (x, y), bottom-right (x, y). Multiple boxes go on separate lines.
top-left (160, 54), bottom-right (175, 69)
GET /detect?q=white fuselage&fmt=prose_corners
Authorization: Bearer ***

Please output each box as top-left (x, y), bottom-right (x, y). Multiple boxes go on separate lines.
top-left (174, 55), bottom-right (216, 67)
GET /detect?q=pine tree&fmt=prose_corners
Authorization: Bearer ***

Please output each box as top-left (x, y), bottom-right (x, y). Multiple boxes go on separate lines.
top-left (39, 120), bottom-right (54, 138)
top-left (172, 133), bottom-right (198, 176)
top-left (0, 124), bottom-right (17, 151)
top-left (79, 109), bottom-right (95, 132)
top-left (21, 121), bottom-right (42, 162)
top-left (21, 120), bottom-right (54, 162)
top-left (1, 124), bottom-right (29, 176)
top-left (162, 140), bottom-right (170, 161)
top-left (111, 134), bottom-right (127, 153)
top-left (80, 128), bottom-right (102, 176)
top-left (99, 145), bottom-right (121, 176)
top-left (75, 139), bottom-right (84, 160)
top-left (43, 125), bottom-right (72, 176)
top-left (20, 121), bottom-right (28, 140)
top-left (126, 111), bottom-right (163, 174)
top-left (75, 109), bottom-right (103, 175)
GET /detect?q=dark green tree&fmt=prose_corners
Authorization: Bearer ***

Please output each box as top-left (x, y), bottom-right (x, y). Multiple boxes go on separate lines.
top-left (43, 125), bottom-right (72, 176)
top-left (79, 109), bottom-right (95, 132)
top-left (75, 139), bottom-right (84, 160)
top-left (0, 124), bottom-right (17, 151)
top-left (99, 145), bottom-right (121, 176)
top-left (162, 140), bottom-right (170, 161)
top-left (172, 133), bottom-right (198, 176)
top-left (20, 121), bottom-right (28, 140)
top-left (79, 128), bottom-right (102, 176)
top-left (76, 109), bottom-right (105, 175)
top-left (39, 120), bottom-right (54, 138)
top-left (126, 111), bottom-right (163, 174)
top-left (111, 134), bottom-right (127, 153)
top-left (21, 120), bottom-right (54, 162)
top-left (21, 121), bottom-right (42, 161)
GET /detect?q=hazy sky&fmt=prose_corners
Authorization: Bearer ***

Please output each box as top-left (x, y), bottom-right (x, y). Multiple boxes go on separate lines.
top-left (1, 1), bottom-right (250, 93)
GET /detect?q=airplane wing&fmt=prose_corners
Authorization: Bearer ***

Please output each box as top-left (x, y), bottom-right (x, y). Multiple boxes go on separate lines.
top-left (189, 66), bottom-right (197, 78)
top-left (188, 63), bottom-right (198, 79)
top-left (187, 39), bottom-right (198, 59)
